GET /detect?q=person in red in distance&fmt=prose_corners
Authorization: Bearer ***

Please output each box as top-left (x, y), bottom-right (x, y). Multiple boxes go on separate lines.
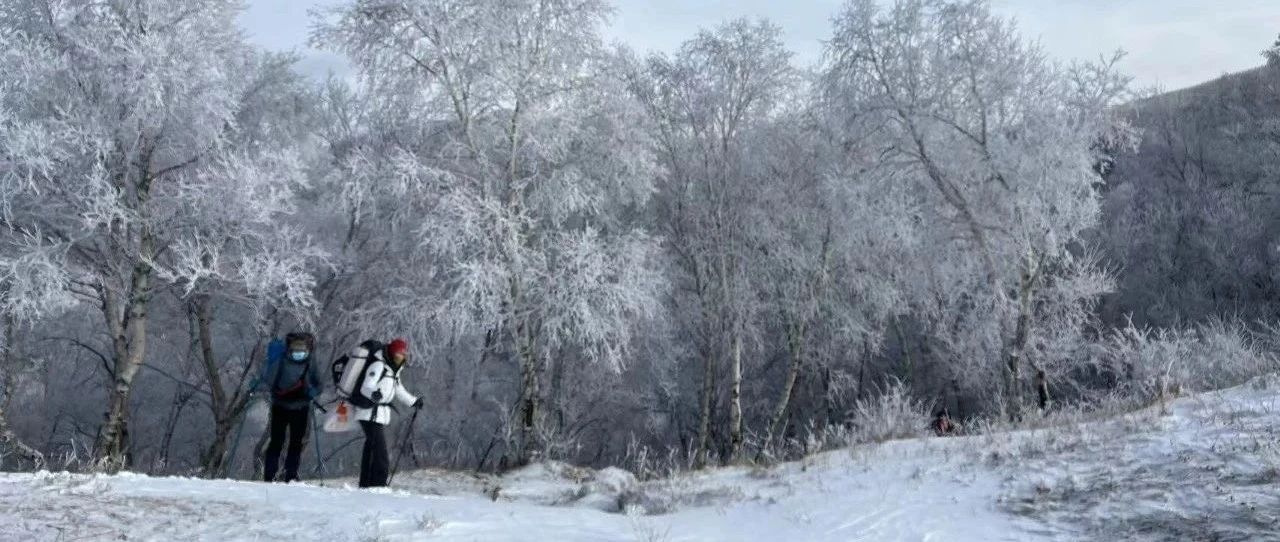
top-left (931, 408), bottom-right (959, 437)
top-left (355, 338), bottom-right (423, 488)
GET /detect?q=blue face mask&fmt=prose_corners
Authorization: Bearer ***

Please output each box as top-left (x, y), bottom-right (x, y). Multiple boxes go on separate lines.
top-left (289, 351), bottom-right (309, 362)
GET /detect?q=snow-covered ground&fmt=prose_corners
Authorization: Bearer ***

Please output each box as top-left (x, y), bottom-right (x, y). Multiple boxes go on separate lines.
top-left (1001, 375), bottom-right (1280, 540)
top-left (7, 376), bottom-right (1280, 541)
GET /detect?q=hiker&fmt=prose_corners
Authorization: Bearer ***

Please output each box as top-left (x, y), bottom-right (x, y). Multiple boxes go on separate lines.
top-left (931, 408), bottom-right (957, 437)
top-left (258, 332), bottom-right (323, 482)
top-left (354, 338), bottom-right (422, 488)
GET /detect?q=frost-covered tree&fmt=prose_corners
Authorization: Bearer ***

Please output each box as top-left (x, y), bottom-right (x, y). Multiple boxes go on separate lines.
top-left (0, 0), bottom-right (318, 470)
top-left (1265, 34), bottom-right (1280, 67)
top-left (317, 0), bottom-right (663, 466)
top-left (628, 19), bottom-right (796, 465)
top-left (172, 53), bottom-right (328, 477)
top-left (823, 0), bottom-right (1135, 416)
top-left (750, 111), bottom-right (837, 451)
top-left (751, 91), bottom-right (922, 454)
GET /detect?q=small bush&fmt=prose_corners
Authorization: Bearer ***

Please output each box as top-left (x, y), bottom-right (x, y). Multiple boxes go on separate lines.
top-left (847, 379), bottom-right (929, 445)
top-left (1101, 319), bottom-right (1277, 403)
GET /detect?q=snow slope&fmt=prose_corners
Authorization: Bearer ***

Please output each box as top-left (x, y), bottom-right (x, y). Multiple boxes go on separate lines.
top-left (7, 377), bottom-right (1280, 541)
top-left (1, 444), bottom-right (1028, 541)
top-left (1001, 375), bottom-right (1280, 540)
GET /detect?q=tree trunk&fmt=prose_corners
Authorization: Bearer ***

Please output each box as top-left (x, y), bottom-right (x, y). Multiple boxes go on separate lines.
top-left (822, 364), bottom-right (836, 427)
top-left (950, 377), bottom-right (963, 419)
top-left (763, 321), bottom-right (804, 456)
top-left (190, 296), bottom-right (237, 477)
top-left (693, 343), bottom-right (716, 469)
top-left (96, 248), bottom-right (154, 472)
top-left (458, 327), bottom-right (498, 467)
top-left (857, 339), bottom-right (870, 402)
top-left (726, 331), bottom-right (743, 464)
top-left (516, 321), bottom-right (541, 466)
top-left (1035, 369), bottom-right (1050, 411)
top-left (154, 387), bottom-right (192, 474)
top-left (691, 255), bottom-right (717, 470)
top-left (0, 317), bottom-right (44, 469)
top-left (202, 418), bottom-right (238, 478)
top-left (894, 318), bottom-right (914, 384)
top-left (1004, 256), bottom-right (1038, 422)
top-left (548, 345), bottom-right (567, 435)
top-left (193, 296), bottom-right (227, 420)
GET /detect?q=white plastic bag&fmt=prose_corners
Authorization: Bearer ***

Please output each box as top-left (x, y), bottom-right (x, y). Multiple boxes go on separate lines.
top-left (323, 400), bottom-right (356, 433)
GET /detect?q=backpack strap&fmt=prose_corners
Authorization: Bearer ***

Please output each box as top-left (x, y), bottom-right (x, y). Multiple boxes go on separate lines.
top-left (274, 363), bottom-right (311, 400)
top-left (367, 356), bottom-right (397, 421)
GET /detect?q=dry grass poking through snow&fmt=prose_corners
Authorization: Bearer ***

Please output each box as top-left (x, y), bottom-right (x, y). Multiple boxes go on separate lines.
top-left (357, 376), bottom-right (1280, 539)
top-left (999, 374), bottom-right (1280, 541)
top-left (4, 472), bottom-right (288, 540)
top-left (12, 377), bottom-right (1280, 541)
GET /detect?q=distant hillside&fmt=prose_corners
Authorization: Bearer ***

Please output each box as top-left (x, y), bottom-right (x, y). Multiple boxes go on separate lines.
top-left (1136, 65), bottom-right (1271, 107)
top-left (1096, 61), bottom-right (1280, 328)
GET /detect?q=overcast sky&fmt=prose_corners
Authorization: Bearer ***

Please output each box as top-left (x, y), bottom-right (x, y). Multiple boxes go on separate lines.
top-left (239, 0), bottom-right (1278, 91)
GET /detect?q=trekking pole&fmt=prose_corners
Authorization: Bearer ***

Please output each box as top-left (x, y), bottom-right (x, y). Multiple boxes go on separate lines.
top-left (311, 400), bottom-right (327, 477)
top-left (226, 338), bottom-right (285, 478)
top-left (225, 399), bottom-right (259, 478)
top-left (387, 408), bottom-right (421, 486)
top-left (225, 377), bottom-right (264, 478)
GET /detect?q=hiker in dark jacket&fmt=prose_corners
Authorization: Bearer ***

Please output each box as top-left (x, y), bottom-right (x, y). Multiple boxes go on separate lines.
top-left (258, 331), bottom-right (323, 482)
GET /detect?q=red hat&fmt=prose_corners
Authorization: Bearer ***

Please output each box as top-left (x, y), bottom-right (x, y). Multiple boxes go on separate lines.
top-left (387, 338), bottom-right (409, 358)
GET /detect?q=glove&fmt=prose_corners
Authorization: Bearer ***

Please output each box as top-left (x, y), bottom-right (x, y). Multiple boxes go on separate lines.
top-left (412, 398), bottom-right (424, 409)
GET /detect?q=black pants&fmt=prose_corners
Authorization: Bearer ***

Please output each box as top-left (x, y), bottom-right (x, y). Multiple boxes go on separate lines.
top-left (359, 420), bottom-right (390, 488)
top-left (264, 405), bottom-right (309, 482)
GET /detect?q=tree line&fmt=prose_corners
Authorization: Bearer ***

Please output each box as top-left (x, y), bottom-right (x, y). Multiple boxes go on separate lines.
top-left (0, 0), bottom-right (1267, 478)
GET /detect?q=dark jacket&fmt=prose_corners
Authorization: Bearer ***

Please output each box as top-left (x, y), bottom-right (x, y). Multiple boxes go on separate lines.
top-left (258, 338), bottom-right (323, 411)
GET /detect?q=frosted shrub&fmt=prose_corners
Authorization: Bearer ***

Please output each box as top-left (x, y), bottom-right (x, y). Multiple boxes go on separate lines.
top-left (534, 414), bottom-right (582, 463)
top-left (1103, 319), bottom-right (1276, 404)
top-left (1193, 319), bottom-right (1276, 389)
top-left (621, 439), bottom-right (689, 482)
top-left (847, 380), bottom-right (929, 445)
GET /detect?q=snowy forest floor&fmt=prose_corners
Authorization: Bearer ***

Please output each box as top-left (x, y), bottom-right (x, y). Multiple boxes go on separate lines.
top-left (7, 376), bottom-right (1280, 541)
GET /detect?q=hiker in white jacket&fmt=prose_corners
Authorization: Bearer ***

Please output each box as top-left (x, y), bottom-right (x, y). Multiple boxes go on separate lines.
top-left (356, 338), bottom-right (421, 488)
